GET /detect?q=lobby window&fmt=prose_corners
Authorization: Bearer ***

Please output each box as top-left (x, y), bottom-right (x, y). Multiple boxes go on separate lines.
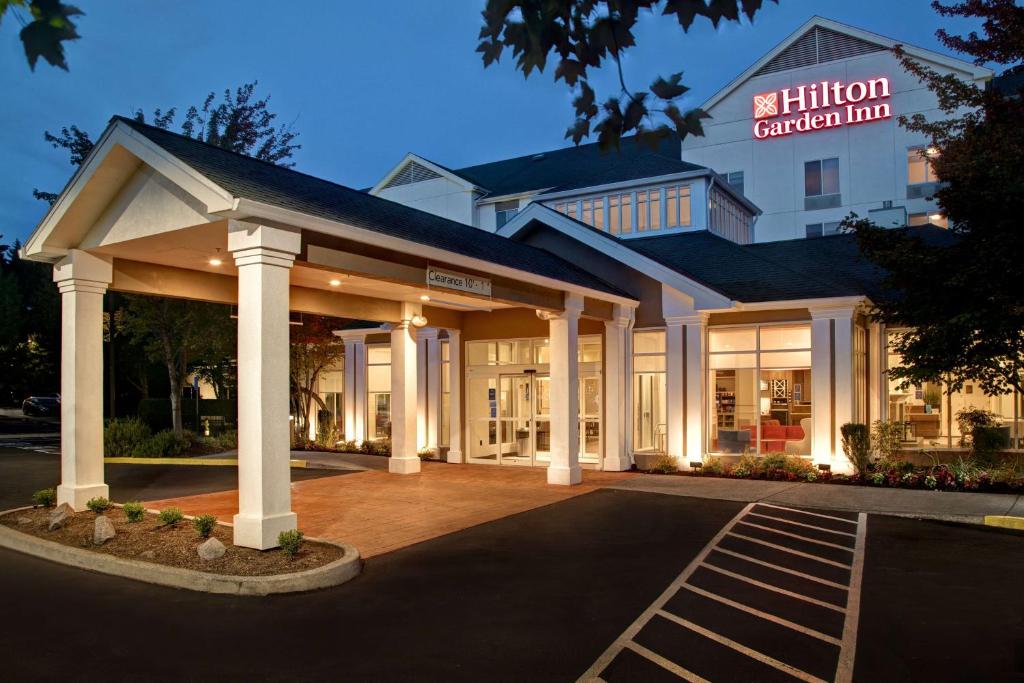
top-left (366, 344), bottom-right (391, 441)
top-left (319, 360), bottom-right (344, 438)
top-left (805, 221), bottom-right (840, 238)
top-left (665, 185), bottom-right (692, 228)
top-left (633, 330), bottom-right (667, 453)
top-left (908, 147), bottom-right (938, 185)
top-left (909, 212), bottom-right (948, 228)
top-left (494, 200), bottom-right (519, 229)
top-left (805, 158), bottom-right (839, 197)
top-left (725, 171), bottom-right (744, 195)
top-left (708, 324), bottom-right (813, 457)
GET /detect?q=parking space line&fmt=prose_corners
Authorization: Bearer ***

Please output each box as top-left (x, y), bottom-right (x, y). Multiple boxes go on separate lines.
top-left (711, 547), bottom-right (850, 590)
top-left (727, 532), bottom-right (853, 569)
top-left (737, 521), bottom-right (857, 551)
top-left (678, 583), bottom-right (843, 646)
top-left (700, 562), bottom-right (846, 613)
top-left (622, 641), bottom-right (710, 683)
top-left (655, 610), bottom-right (829, 683)
top-left (835, 513), bottom-right (867, 683)
top-left (756, 503), bottom-right (858, 525)
top-left (747, 512), bottom-right (858, 538)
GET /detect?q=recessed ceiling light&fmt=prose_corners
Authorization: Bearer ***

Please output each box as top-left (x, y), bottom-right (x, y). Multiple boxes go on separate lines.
top-left (208, 258), bottom-right (222, 266)
top-left (419, 294), bottom-right (431, 301)
top-left (329, 279), bottom-right (342, 287)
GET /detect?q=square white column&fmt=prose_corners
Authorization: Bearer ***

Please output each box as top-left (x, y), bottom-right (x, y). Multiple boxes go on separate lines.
top-left (833, 313), bottom-right (855, 454)
top-left (425, 330), bottom-right (441, 451)
top-left (229, 222), bottom-right (301, 550)
top-left (665, 319), bottom-right (685, 467)
top-left (810, 316), bottom-right (833, 466)
top-left (53, 250), bottom-right (112, 510)
top-left (603, 305), bottom-right (635, 471)
top-left (389, 304), bottom-right (420, 474)
top-left (446, 329), bottom-right (463, 463)
top-left (339, 335), bottom-right (367, 443)
top-left (867, 321), bottom-right (885, 423)
top-left (416, 333), bottom-right (428, 448)
top-left (546, 294), bottom-right (583, 485)
top-left (683, 313), bottom-right (708, 468)
top-left (810, 304), bottom-right (857, 469)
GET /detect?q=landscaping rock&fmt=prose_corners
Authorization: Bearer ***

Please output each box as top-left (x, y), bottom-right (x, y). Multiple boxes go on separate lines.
top-left (48, 503), bottom-right (72, 531)
top-left (17, 516), bottom-right (32, 526)
top-left (139, 550), bottom-right (156, 560)
top-left (197, 537), bottom-right (225, 561)
top-left (93, 516), bottom-right (116, 545)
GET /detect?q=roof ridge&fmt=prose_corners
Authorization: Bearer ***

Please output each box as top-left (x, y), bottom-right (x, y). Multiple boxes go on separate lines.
top-left (453, 132), bottom-right (682, 173)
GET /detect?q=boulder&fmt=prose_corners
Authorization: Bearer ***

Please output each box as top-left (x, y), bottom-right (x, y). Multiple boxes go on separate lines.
top-left (17, 516), bottom-right (32, 526)
top-left (48, 503), bottom-right (72, 531)
top-left (197, 537), bottom-right (226, 561)
top-left (93, 515), bottom-right (116, 545)
top-left (139, 550), bottom-right (156, 560)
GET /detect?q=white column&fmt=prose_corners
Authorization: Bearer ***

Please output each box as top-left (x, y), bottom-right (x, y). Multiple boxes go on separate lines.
top-left (416, 332), bottom-right (428, 448)
top-left (833, 313), bottom-right (855, 454)
top-left (810, 315), bottom-right (833, 466)
top-left (425, 330), bottom-right (441, 451)
top-left (665, 318), bottom-right (685, 466)
top-left (603, 305), bottom-right (635, 471)
top-left (547, 294), bottom-right (583, 485)
top-left (683, 313), bottom-right (708, 468)
top-left (446, 329), bottom-right (463, 463)
top-left (340, 334), bottom-right (367, 443)
top-left (389, 304), bottom-right (421, 474)
top-left (809, 304), bottom-right (858, 469)
top-left (229, 222), bottom-right (301, 550)
top-left (867, 321), bottom-right (885, 423)
top-left (53, 250), bottom-right (112, 510)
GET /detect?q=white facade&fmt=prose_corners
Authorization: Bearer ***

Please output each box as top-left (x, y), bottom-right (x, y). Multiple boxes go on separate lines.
top-left (681, 18), bottom-right (992, 242)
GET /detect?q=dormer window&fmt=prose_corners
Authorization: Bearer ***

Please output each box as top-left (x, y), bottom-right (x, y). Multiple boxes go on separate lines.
top-left (494, 200), bottom-right (519, 228)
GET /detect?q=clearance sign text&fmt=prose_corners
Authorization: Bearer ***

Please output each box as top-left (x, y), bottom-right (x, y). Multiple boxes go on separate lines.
top-left (752, 77), bottom-right (892, 140)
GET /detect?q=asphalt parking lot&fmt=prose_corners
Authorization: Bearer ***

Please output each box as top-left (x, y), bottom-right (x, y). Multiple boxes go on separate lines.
top-left (0, 443), bottom-right (1022, 682)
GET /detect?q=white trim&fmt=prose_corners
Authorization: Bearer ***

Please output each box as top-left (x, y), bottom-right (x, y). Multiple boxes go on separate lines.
top-left (701, 16), bottom-right (994, 114)
top-left (369, 153), bottom-right (479, 195)
top-left (497, 203), bottom-right (734, 310)
top-left (227, 198), bottom-right (637, 307)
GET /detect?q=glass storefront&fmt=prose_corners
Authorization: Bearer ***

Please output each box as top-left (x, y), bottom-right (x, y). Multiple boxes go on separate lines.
top-left (633, 330), bottom-right (667, 453)
top-left (708, 324), bottom-right (813, 456)
top-left (366, 344), bottom-right (391, 440)
top-left (319, 358), bottom-right (344, 437)
top-left (465, 336), bottom-right (601, 467)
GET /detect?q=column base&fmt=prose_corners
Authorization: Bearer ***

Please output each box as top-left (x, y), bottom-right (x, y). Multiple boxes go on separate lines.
top-left (389, 456), bottom-right (421, 474)
top-left (602, 455), bottom-right (632, 472)
top-left (56, 483), bottom-right (109, 512)
top-left (232, 511), bottom-right (298, 550)
top-left (547, 464), bottom-right (582, 486)
top-left (446, 450), bottom-right (463, 464)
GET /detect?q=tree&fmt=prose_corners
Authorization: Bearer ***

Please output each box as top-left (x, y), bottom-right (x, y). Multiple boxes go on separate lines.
top-left (478, 0), bottom-right (777, 149)
top-left (118, 296), bottom-right (235, 435)
top-left (1, 0), bottom-right (83, 71)
top-left (35, 81), bottom-right (300, 202)
top-left (289, 316), bottom-right (344, 448)
top-left (846, 0), bottom-right (1024, 398)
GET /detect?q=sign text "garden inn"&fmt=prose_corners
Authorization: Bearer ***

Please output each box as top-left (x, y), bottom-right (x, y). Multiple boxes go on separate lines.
top-left (752, 77), bottom-right (892, 140)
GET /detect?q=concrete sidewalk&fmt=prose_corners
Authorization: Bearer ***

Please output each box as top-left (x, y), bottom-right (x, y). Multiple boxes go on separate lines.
top-left (608, 474), bottom-right (1024, 524)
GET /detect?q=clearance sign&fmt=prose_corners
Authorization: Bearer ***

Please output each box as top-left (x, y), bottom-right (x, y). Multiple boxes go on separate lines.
top-left (752, 77), bottom-right (892, 139)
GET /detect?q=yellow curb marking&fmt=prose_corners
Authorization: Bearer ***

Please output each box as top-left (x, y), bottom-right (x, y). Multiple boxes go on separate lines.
top-left (103, 457), bottom-right (307, 468)
top-left (983, 515), bottom-right (1024, 531)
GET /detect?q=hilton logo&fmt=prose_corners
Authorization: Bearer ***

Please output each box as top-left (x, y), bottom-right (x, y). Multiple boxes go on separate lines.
top-left (753, 77), bottom-right (892, 139)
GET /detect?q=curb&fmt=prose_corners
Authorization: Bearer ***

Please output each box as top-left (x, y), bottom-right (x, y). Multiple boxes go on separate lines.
top-left (983, 515), bottom-right (1024, 531)
top-left (103, 457), bottom-right (308, 468)
top-left (0, 507), bottom-right (360, 595)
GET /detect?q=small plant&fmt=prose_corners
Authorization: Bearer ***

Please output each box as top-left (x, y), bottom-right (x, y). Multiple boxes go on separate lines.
top-left (193, 514), bottom-right (217, 539)
top-left (139, 429), bottom-right (191, 457)
top-left (922, 384), bottom-right (943, 409)
top-left (31, 487), bottom-right (57, 508)
top-left (104, 417), bottom-right (152, 456)
top-left (841, 423), bottom-right (872, 476)
top-left (123, 501), bottom-right (146, 523)
top-left (702, 456), bottom-right (726, 476)
top-left (649, 453), bottom-right (678, 474)
top-left (85, 497), bottom-right (111, 514)
top-left (278, 529), bottom-right (304, 558)
top-left (731, 453), bottom-right (760, 478)
top-left (871, 420), bottom-right (905, 462)
top-left (417, 447), bottom-right (437, 461)
top-left (158, 507), bottom-right (184, 528)
top-left (955, 407), bottom-right (998, 446)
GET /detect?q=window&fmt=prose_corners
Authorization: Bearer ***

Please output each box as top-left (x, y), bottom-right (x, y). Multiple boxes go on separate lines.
top-left (725, 171), bottom-right (744, 195)
top-left (805, 158), bottom-right (839, 197)
top-left (633, 330), bottom-right (667, 452)
top-left (637, 191), bottom-right (648, 232)
top-left (494, 200), bottom-right (519, 229)
top-left (609, 195), bottom-right (620, 235)
top-left (566, 201), bottom-right (578, 220)
top-left (665, 185), bottom-right (692, 228)
top-left (708, 324), bottom-right (813, 457)
top-left (593, 197), bottom-right (605, 231)
top-left (635, 189), bottom-right (662, 232)
top-left (319, 360), bottom-right (344, 438)
top-left (440, 339), bottom-right (450, 447)
top-left (582, 198), bottom-right (593, 225)
top-left (907, 147), bottom-right (938, 185)
top-left (805, 221), bottom-right (840, 238)
top-left (620, 194), bottom-right (633, 234)
top-left (554, 202), bottom-right (567, 214)
top-left (909, 212), bottom-right (948, 228)
top-left (366, 344), bottom-right (391, 440)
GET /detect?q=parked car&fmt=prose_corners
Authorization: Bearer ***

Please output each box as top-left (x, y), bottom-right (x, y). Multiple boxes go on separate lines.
top-left (22, 396), bottom-right (60, 417)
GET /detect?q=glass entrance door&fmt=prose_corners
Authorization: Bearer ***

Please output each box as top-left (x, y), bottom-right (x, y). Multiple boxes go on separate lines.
top-left (499, 375), bottom-right (533, 466)
top-left (579, 373), bottom-right (601, 465)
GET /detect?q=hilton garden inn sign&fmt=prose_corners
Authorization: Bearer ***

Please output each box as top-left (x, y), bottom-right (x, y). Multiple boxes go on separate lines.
top-left (752, 77), bottom-right (892, 139)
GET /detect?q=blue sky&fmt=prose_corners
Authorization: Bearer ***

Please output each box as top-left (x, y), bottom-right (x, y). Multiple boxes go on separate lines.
top-left (0, 1), bottom-right (986, 243)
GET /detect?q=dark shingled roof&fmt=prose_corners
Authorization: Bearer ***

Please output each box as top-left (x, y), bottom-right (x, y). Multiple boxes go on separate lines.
top-left (451, 134), bottom-right (705, 197)
top-left (114, 117), bottom-right (631, 300)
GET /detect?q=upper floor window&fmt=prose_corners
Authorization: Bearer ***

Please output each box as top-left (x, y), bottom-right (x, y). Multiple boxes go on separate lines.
top-left (636, 189), bottom-right (661, 232)
top-left (909, 212), bottom-right (948, 229)
top-left (665, 185), bottom-right (692, 228)
top-left (907, 147), bottom-right (938, 185)
top-left (725, 171), bottom-right (744, 195)
top-left (494, 200), bottom-right (519, 229)
top-left (805, 221), bottom-right (840, 238)
top-left (805, 158), bottom-right (839, 197)
top-left (551, 183), bottom-right (694, 236)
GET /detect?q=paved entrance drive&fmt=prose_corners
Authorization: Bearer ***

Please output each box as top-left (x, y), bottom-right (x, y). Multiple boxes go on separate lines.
top-left (146, 462), bottom-right (630, 557)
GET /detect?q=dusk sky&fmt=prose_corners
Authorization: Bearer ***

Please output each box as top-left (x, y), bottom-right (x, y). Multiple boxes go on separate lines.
top-left (0, 1), bottom-right (989, 244)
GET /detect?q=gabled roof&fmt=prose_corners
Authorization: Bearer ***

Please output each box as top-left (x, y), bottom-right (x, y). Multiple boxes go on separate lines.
top-left (450, 133), bottom-right (704, 198)
top-left (369, 153), bottom-right (480, 195)
top-left (28, 116), bottom-right (634, 303)
top-left (701, 16), bottom-right (993, 114)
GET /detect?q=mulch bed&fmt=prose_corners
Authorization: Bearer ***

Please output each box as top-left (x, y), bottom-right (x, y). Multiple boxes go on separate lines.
top-left (1, 507), bottom-right (344, 576)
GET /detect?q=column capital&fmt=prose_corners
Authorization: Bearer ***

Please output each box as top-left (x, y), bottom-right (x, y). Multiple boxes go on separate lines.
top-left (228, 221), bottom-right (301, 268)
top-left (809, 303), bottom-right (858, 320)
top-left (417, 327), bottom-right (439, 341)
top-left (606, 303), bottom-right (636, 329)
top-left (53, 249), bottom-right (112, 293)
top-left (445, 327), bottom-right (461, 340)
top-left (665, 312), bottom-right (708, 327)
